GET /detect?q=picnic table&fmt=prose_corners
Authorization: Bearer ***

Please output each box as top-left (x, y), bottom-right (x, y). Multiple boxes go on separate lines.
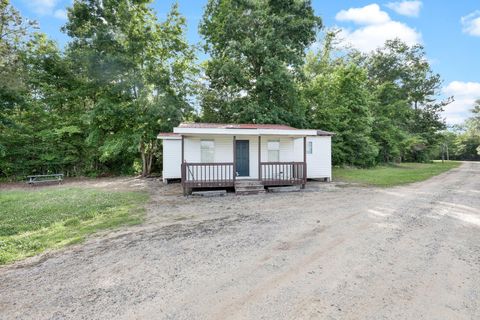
top-left (27, 174), bottom-right (64, 185)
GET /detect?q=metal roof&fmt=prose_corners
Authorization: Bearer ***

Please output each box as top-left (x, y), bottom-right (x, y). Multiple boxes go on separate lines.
top-left (178, 123), bottom-right (297, 130)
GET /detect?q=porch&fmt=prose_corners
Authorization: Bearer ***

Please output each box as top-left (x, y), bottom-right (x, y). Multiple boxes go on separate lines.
top-left (180, 135), bottom-right (307, 195)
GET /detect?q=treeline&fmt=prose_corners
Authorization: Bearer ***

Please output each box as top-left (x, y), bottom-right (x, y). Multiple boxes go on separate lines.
top-left (0, 0), bottom-right (479, 180)
top-left (438, 101), bottom-right (480, 161)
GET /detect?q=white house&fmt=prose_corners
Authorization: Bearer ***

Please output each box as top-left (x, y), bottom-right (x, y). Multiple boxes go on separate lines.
top-left (158, 123), bottom-right (333, 194)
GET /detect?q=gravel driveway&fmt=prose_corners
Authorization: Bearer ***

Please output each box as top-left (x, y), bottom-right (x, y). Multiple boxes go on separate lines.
top-left (1, 162), bottom-right (479, 319)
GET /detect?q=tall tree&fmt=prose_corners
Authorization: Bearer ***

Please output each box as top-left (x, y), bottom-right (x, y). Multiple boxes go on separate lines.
top-left (64, 0), bottom-right (196, 176)
top-left (0, 0), bottom-right (36, 125)
top-left (466, 99), bottom-right (480, 134)
top-left (366, 39), bottom-right (448, 161)
top-left (303, 35), bottom-right (378, 167)
top-left (200, 0), bottom-right (321, 127)
top-left (0, 31), bottom-right (90, 179)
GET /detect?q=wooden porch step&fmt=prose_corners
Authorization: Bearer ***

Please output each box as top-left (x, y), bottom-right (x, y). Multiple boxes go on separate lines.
top-left (235, 190), bottom-right (266, 196)
top-left (235, 180), bottom-right (263, 187)
top-left (191, 190), bottom-right (227, 197)
top-left (235, 180), bottom-right (265, 195)
top-left (235, 188), bottom-right (266, 195)
top-left (267, 185), bottom-right (301, 193)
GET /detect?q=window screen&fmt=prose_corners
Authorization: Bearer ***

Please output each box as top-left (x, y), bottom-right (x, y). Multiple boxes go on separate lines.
top-left (307, 141), bottom-right (313, 154)
top-left (200, 140), bottom-right (214, 162)
top-left (267, 140), bottom-right (280, 162)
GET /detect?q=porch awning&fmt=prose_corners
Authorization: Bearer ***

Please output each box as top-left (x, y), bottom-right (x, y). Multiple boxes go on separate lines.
top-left (158, 123), bottom-right (334, 139)
top-left (173, 123), bottom-right (318, 137)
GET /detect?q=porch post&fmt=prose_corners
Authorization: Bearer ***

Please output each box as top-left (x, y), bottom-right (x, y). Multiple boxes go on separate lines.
top-left (258, 135), bottom-right (261, 182)
top-left (181, 135), bottom-right (184, 163)
top-left (233, 136), bottom-right (236, 184)
top-left (181, 135), bottom-right (186, 195)
top-left (302, 136), bottom-right (307, 189)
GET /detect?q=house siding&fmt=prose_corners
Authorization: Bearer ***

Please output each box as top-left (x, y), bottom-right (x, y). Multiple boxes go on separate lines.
top-left (162, 139), bottom-right (182, 180)
top-left (184, 136), bottom-right (234, 163)
top-left (294, 136), bottom-right (332, 180)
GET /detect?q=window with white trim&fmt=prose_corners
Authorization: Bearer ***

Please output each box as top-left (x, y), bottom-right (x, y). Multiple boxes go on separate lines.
top-left (307, 141), bottom-right (313, 154)
top-left (267, 140), bottom-right (280, 162)
top-left (200, 140), bottom-right (215, 162)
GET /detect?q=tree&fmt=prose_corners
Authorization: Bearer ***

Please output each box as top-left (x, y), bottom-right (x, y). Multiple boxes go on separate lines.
top-left (199, 0), bottom-right (321, 127)
top-left (466, 99), bottom-right (480, 134)
top-left (434, 101), bottom-right (480, 162)
top-left (370, 81), bottom-right (410, 162)
top-left (0, 0), bottom-right (36, 124)
top-left (365, 39), bottom-right (448, 161)
top-left (0, 32), bottom-right (90, 179)
top-left (303, 35), bottom-right (378, 167)
top-left (64, 0), bottom-right (196, 176)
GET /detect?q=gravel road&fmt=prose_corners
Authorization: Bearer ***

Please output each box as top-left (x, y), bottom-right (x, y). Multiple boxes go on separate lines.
top-left (1, 162), bottom-right (479, 319)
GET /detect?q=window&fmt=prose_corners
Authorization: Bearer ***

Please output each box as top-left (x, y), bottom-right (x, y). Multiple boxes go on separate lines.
top-left (200, 140), bottom-right (214, 162)
top-left (307, 141), bottom-right (313, 154)
top-left (267, 140), bottom-right (280, 162)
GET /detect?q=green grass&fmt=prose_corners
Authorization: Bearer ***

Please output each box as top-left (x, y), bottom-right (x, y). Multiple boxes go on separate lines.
top-left (333, 161), bottom-right (461, 187)
top-left (0, 187), bottom-right (148, 265)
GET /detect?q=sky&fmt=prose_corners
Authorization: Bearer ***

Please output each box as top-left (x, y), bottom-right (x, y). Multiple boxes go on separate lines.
top-left (10, 0), bottom-right (480, 125)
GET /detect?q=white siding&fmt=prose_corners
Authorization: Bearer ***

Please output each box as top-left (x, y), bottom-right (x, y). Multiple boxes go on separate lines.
top-left (261, 137), bottom-right (295, 162)
top-left (162, 139), bottom-right (182, 180)
top-left (294, 136), bottom-right (332, 180)
top-left (184, 136), bottom-right (234, 163)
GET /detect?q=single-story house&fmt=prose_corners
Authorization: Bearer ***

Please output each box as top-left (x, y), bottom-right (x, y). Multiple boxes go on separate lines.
top-left (158, 123), bottom-right (333, 195)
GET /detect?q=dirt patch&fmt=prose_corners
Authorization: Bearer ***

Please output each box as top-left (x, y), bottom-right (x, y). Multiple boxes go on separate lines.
top-left (0, 162), bottom-right (479, 319)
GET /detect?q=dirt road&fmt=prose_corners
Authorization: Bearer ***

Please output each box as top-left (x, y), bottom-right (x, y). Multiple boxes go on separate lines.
top-left (1, 162), bottom-right (479, 319)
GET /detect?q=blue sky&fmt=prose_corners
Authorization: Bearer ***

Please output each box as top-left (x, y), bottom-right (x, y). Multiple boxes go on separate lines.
top-left (11, 0), bottom-right (480, 124)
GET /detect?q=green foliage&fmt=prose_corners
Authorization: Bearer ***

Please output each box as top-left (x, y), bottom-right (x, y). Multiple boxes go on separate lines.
top-left (365, 39), bottom-right (447, 161)
top-left (436, 103), bottom-right (480, 161)
top-left (302, 34), bottom-right (449, 166)
top-left (1, 0), bottom-right (196, 180)
top-left (0, 187), bottom-right (148, 264)
top-left (199, 0), bottom-right (321, 127)
top-left (65, 0), bottom-right (196, 176)
top-left (0, 0), bottom-right (37, 123)
top-left (333, 161), bottom-right (461, 187)
top-left (303, 35), bottom-right (378, 167)
top-left (0, 33), bottom-right (91, 178)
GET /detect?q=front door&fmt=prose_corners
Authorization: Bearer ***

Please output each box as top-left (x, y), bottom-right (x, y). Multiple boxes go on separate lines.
top-left (235, 140), bottom-right (250, 177)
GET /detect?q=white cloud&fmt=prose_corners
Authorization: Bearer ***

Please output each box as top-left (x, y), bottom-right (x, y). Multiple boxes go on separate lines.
top-left (339, 21), bottom-right (421, 52)
top-left (27, 0), bottom-right (58, 15)
top-left (336, 4), bottom-right (390, 25)
top-left (24, 0), bottom-right (66, 19)
top-left (443, 81), bottom-right (480, 124)
top-left (335, 4), bottom-right (422, 53)
top-left (461, 11), bottom-right (480, 37)
top-left (53, 9), bottom-right (67, 20)
top-left (385, 1), bottom-right (422, 17)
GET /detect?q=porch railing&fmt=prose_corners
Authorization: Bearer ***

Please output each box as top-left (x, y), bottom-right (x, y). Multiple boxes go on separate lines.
top-left (181, 161), bottom-right (306, 189)
top-left (181, 162), bottom-right (235, 188)
top-left (260, 162), bottom-right (306, 186)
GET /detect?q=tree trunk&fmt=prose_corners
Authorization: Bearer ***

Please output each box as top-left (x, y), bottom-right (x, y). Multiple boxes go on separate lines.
top-left (140, 140), bottom-right (157, 177)
top-left (140, 142), bottom-right (147, 177)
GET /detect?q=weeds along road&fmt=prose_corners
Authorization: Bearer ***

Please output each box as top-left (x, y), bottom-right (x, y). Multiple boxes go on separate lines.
top-left (1, 162), bottom-right (479, 319)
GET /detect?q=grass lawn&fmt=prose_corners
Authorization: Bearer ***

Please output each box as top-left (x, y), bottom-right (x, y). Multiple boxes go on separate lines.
top-left (0, 187), bottom-right (148, 265)
top-left (333, 161), bottom-right (461, 187)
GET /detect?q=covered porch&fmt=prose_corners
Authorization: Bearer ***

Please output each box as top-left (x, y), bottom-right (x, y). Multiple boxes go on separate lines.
top-left (180, 134), bottom-right (308, 195)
